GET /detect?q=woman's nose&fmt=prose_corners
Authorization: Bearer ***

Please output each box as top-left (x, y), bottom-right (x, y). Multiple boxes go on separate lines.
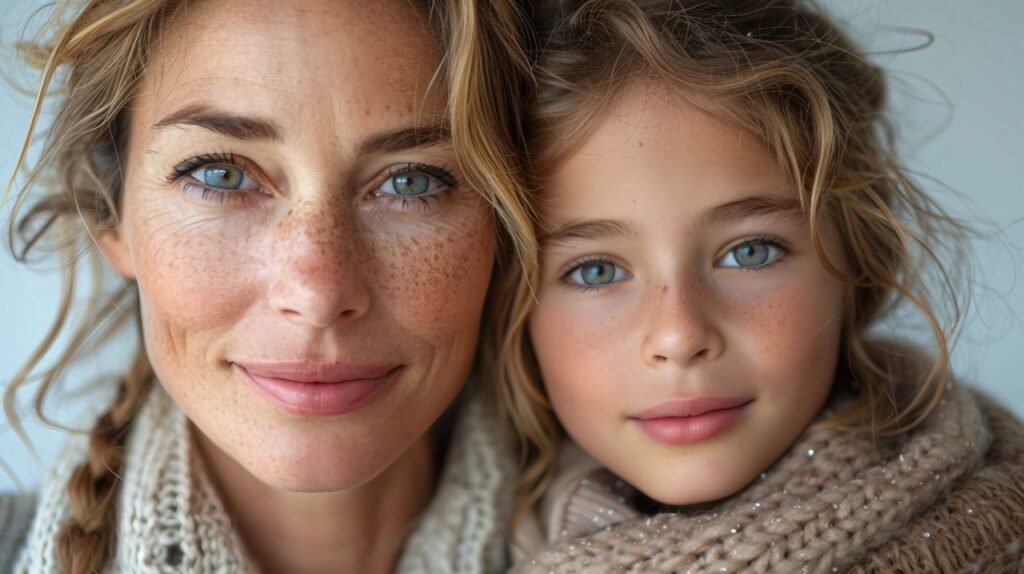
top-left (267, 203), bottom-right (371, 328)
top-left (640, 280), bottom-right (724, 367)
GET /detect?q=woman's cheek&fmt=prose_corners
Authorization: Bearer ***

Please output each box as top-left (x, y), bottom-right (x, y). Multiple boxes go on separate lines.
top-left (130, 205), bottom-right (262, 331)
top-left (373, 216), bottom-right (495, 336)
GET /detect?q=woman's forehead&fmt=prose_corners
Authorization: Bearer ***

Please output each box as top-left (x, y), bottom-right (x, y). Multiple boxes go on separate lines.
top-left (135, 0), bottom-right (446, 147)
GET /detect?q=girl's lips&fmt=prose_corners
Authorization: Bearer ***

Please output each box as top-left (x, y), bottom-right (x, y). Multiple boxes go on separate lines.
top-left (630, 398), bottom-right (753, 445)
top-left (233, 362), bottom-right (400, 417)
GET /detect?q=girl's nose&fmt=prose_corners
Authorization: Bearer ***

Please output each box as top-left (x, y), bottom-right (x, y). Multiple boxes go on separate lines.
top-left (640, 280), bottom-right (724, 367)
top-left (267, 203), bottom-right (371, 329)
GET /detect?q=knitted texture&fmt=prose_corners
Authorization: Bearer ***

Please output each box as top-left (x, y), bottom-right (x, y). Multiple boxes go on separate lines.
top-left (397, 394), bottom-right (517, 573)
top-left (14, 385), bottom-right (513, 573)
top-left (0, 492), bottom-right (35, 571)
top-left (16, 386), bottom-right (251, 573)
top-left (513, 388), bottom-right (1024, 573)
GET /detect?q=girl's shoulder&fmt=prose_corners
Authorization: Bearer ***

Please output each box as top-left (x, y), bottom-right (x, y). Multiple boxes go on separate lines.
top-left (512, 387), bottom-right (1024, 573)
top-left (0, 492), bottom-right (36, 572)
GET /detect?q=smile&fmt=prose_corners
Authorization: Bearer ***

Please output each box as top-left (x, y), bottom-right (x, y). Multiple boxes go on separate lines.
top-left (630, 397), bottom-right (753, 445)
top-left (232, 362), bottom-right (401, 417)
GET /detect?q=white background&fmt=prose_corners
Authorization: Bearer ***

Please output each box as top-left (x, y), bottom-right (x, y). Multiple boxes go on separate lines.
top-left (2, 0), bottom-right (1022, 491)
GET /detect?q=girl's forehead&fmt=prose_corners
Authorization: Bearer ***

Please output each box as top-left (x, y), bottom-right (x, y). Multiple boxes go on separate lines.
top-left (135, 0), bottom-right (445, 146)
top-left (544, 83), bottom-right (793, 218)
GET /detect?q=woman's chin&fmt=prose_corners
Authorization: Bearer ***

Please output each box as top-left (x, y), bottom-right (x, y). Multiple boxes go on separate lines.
top-left (193, 424), bottom-right (405, 494)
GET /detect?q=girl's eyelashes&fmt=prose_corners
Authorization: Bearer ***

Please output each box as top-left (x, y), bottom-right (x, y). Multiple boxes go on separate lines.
top-left (717, 236), bottom-right (787, 270)
top-left (371, 162), bottom-right (458, 212)
top-left (555, 237), bottom-right (786, 291)
top-left (168, 152), bottom-right (268, 205)
top-left (561, 257), bottom-right (633, 291)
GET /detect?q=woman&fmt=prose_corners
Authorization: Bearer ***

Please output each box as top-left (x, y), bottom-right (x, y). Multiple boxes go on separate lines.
top-left (1, 0), bottom-right (532, 572)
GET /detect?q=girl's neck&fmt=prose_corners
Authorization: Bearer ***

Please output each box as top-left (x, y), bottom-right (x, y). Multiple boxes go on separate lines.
top-left (194, 426), bottom-right (437, 574)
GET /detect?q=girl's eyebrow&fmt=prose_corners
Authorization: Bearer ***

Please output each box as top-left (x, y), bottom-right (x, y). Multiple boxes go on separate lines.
top-left (540, 218), bottom-right (637, 247)
top-left (701, 195), bottom-right (804, 226)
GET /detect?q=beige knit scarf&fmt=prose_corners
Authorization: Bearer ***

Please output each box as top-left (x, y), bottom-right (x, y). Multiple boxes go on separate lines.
top-left (514, 388), bottom-right (997, 573)
top-left (16, 385), bottom-right (514, 573)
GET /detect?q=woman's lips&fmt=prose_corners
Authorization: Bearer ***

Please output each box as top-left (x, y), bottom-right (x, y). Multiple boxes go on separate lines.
top-left (233, 362), bottom-right (399, 417)
top-left (630, 397), bottom-right (753, 445)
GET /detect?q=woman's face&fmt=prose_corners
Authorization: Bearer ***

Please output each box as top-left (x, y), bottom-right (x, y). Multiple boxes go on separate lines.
top-left (528, 84), bottom-right (847, 505)
top-left (101, 0), bottom-right (494, 491)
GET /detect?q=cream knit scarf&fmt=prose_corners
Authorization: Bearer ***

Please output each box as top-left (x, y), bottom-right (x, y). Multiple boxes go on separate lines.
top-left (16, 385), bottom-right (515, 573)
top-left (515, 388), bottom-right (992, 573)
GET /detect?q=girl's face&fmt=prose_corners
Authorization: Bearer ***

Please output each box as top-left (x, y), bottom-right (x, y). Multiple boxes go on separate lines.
top-left (100, 0), bottom-right (494, 491)
top-left (529, 84), bottom-right (847, 505)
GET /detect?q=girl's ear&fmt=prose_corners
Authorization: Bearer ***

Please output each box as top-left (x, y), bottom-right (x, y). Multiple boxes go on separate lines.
top-left (97, 227), bottom-right (136, 280)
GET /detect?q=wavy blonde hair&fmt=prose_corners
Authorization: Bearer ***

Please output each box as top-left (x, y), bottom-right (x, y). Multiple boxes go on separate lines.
top-left (3, 0), bottom-right (534, 572)
top-left (489, 0), bottom-right (970, 517)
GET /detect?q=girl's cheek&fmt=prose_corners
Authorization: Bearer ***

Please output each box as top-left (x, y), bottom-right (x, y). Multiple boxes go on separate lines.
top-left (725, 274), bottom-right (845, 394)
top-left (531, 289), bottom-right (630, 380)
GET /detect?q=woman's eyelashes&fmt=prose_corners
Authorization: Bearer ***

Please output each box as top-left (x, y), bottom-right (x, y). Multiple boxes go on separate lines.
top-left (167, 155), bottom-right (458, 212)
top-left (716, 236), bottom-right (787, 270)
top-left (371, 163), bottom-right (458, 211)
top-left (169, 153), bottom-right (267, 204)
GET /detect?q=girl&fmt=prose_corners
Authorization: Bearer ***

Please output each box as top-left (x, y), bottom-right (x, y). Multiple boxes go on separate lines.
top-left (493, 1), bottom-right (1024, 572)
top-left (0, 0), bottom-right (532, 572)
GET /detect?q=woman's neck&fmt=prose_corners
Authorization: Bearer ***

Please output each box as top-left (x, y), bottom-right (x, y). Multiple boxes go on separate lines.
top-left (194, 427), bottom-right (436, 574)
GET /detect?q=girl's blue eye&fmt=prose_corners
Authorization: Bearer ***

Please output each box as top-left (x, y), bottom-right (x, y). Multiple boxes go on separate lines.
top-left (188, 164), bottom-right (257, 191)
top-left (718, 240), bottom-right (784, 269)
top-left (566, 260), bottom-right (631, 287)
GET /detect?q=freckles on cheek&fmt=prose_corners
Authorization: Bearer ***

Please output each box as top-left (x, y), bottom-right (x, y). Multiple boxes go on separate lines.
top-left (131, 211), bottom-right (260, 332)
top-left (733, 284), bottom-right (842, 393)
top-left (375, 222), bottom-right (493, 335)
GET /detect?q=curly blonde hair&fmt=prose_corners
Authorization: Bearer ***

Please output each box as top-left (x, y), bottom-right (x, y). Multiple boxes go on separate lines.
top-left (4, 0), bottom-right (534, 571)
top-left (488, 0), bottom-right (970, 517)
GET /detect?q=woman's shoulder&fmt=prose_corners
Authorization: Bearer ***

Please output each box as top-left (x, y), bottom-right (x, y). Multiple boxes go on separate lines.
top-left (0, 492), bottom-right (37, 572)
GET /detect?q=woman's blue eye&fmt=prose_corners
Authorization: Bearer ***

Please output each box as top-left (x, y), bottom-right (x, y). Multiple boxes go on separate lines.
top-left (188, 164), bottom-right (255, 190)
top-left (373, 165), bottom-right (456, 208)
top-left (387, 173), bottom-right (431, 196)
top-left (566, 260), bottom-right (630, 287)
top-left (718, 240), bottom-right (784, 269)
top-left (380, 172), bottom-right (439, 196)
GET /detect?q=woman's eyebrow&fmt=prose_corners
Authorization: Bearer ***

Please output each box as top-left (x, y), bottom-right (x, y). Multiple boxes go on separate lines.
top-left (357, 125), bottom-right (452, 155)
top-left (701, 195), bottom-right (804, 226)
top-left (152, 104), bottom-right (282, 141)
top-left (540, 218), bottom-right (637, 247)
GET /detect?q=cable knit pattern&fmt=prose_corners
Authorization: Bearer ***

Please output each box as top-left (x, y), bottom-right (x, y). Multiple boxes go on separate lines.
top-left (12, 385), bottom-right (514, 573)
top-left (397, 394), bottom-right (517, 573)
top-left (514, 388), bottom-right (1024, 573)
